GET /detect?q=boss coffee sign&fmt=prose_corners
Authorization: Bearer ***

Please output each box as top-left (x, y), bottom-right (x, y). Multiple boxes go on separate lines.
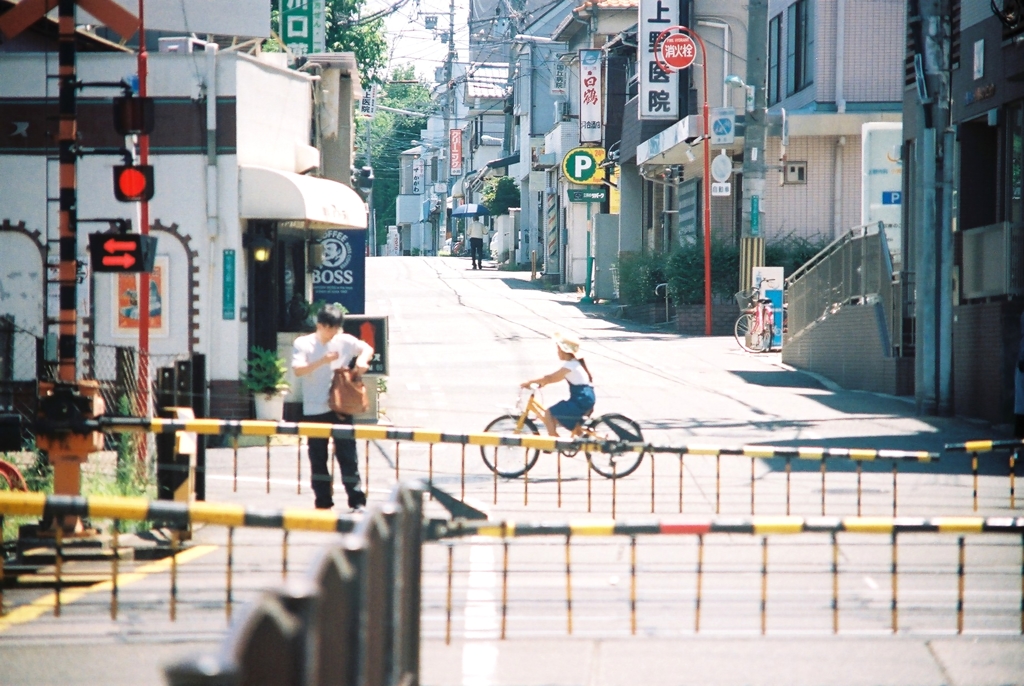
top-left (312, 229), bottom-right (365, 314)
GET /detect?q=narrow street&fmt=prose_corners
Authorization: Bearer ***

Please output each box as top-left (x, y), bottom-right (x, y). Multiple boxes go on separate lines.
top-left (0, 256), bottom-right (1020, 686)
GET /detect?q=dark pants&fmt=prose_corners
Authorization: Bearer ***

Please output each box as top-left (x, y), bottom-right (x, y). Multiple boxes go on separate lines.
top-left (470, 237), bottom-right (484, 268)
top-left (304, 411), bottom-right (366, 509)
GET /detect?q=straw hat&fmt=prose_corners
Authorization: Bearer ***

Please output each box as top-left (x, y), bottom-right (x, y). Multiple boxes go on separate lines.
top-left (553, 331), bottom-right (581, 356)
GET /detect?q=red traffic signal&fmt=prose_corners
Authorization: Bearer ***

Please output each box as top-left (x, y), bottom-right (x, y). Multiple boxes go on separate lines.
top-left (113, 164), bottom-right (154, 202)
top-left (88, 232), bottom-right (158, 273)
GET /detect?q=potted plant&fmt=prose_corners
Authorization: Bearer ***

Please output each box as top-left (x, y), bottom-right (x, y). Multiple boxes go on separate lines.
top-left (242, 346), bottom-right (290, 420)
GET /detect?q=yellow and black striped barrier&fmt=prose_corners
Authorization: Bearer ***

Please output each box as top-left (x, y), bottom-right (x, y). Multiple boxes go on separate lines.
top-left (946, 439), bottom-right (1024, 454)
top-left (0, 491), bottom-right (357, 533)
top-left (92, 416), bottom-right (938, 462)
top-left (429, 514), bottom-right (1024, 641)
top-left (426, 515), bottom-right (1024, 540)
top-left (945, 439), bottom-right (1021, 510)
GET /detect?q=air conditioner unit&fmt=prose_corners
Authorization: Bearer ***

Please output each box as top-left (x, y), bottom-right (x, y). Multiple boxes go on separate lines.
top-left (158, 37), bottom-right (207, 53)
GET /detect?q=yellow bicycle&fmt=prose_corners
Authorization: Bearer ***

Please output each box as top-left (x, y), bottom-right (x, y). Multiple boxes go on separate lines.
top-left (480, 385), bottom-right (646, 479)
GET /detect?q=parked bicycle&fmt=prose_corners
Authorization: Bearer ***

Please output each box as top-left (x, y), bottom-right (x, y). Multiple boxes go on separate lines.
top-left (481, 385), bottom-right (646, 479)
top-left (733, 279), bottom-right (779, 353)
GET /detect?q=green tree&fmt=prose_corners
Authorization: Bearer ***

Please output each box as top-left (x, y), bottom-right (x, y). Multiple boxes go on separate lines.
top-left (481, 176), bottom-right (521, 216)
top-left (355, 65), bottom-right (433, 246)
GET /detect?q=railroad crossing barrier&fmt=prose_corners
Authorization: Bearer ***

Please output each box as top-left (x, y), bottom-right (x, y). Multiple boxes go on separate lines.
top-left (426, 515), bottom-right (1024, 640)
top-left (2, 486), bottom-right (1023, 686)
top-left (945, 439), bottom-right (1022, 510)
top-left (86, 416), bottom-right (988, 519)
top-left (0, 490), bottom-right (361, 622)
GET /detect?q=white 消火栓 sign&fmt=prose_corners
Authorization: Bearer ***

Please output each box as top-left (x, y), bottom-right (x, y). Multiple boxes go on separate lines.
top-left (639, 0), bottom-right (678, 119)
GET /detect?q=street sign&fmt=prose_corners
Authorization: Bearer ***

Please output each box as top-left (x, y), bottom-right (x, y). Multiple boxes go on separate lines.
top-left (279, 0), bottom-right (325, 56)
top-left (882, 191), bottom-right (902, 204)
top-left (562, 147), bottom-right (606, 185)
top-left (711, 182), bottom-right (731, 196)
top-left (751, 195), bottom-right (761, 237)
top-left (656, 33), bottom-right (697, 71)
top-left (88, 233), bottom-right (157, 273)
top-left (711, 150), bottom-right (732, 182)
top-left (342, 315), bottom-right (389, 375)
top-left (568, 188), bottom-right (607, 203)
top-left (222, 249), bottom-right (235, 320)
top-left (710, 107), bottom-right (736, 145)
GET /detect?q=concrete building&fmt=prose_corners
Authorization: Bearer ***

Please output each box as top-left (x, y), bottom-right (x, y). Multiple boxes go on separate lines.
top-left (0, 44), bottom-right (366, 418)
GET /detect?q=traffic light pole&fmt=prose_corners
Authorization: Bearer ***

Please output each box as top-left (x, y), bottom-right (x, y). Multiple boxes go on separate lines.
top-left (57, 0), bottom-right (78, 383)
top-left (137, 0), bottom-right (151, 454)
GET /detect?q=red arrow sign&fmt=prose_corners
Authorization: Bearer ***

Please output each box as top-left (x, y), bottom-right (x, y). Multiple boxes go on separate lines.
top-left (104, 238), bottom-right (138, 253)
top-left (102, 254), bottom-right (136, 269)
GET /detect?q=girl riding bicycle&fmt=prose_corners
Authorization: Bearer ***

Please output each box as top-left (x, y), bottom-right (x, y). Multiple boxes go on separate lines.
top-left (521, 332), bottom-right (595, 436)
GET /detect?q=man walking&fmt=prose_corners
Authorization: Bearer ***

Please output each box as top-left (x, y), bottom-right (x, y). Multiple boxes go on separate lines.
top-left (467, 218), bottom-right (487, 270)
top-left (292, 305), bottom-right (373, 511)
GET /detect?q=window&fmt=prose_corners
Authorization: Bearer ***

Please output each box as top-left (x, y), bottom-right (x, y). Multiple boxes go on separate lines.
top-left (768, 14), bottom-right (782, 105)
top-left (786, 0), bottom-right (814, 96)
top-left (784, 161), bottom-right (807, 184)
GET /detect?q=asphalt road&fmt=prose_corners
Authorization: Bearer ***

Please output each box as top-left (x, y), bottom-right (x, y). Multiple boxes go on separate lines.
top-left (1, 256), bottom-right (1022, 686)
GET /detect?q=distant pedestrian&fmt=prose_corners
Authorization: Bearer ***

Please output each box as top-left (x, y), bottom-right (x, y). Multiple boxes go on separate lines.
top-left (468, 219), bottom-right (487, 269)
top-left (1016, 312), bottom-right (1024, 438)
top-left (291, 305), bottom-right (372, 511)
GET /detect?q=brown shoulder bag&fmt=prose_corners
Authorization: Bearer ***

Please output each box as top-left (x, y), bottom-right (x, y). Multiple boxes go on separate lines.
top-left (329, 367), bottom-right (369, 416)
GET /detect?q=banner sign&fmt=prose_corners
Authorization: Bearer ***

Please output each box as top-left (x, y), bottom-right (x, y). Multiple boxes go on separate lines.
top-left (280, 0), bottom-right (325, 56)
top-left (312, 229), bottom-right (366, 315)
top-left (222, 249), bottom-right (235, 320)
top-left (579, 49), bottom-right (603, 143)
top-left (639, 0), bottom-right (679, 119)
top-left (552, 62), bottom-right (568, 96)
top-left (411, 158), bottom-right (424, 194)
top-left (450, 128), bottom-right (463, 176)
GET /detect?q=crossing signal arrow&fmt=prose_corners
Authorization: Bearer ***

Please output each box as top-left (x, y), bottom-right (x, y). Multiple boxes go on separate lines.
top-left (104, 238), bottom-right (138, 254)
top-left (101, 253), bottom-right (136, 269)
top-left (88, 232), bottom-right (157, 273)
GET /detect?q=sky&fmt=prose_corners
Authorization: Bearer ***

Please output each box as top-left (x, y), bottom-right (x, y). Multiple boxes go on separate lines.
top-left (363, 0), bottom-right (472, 83)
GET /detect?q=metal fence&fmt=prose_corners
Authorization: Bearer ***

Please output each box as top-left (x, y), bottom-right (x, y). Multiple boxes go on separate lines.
top-left (785, 222), bottom-right (903, 353)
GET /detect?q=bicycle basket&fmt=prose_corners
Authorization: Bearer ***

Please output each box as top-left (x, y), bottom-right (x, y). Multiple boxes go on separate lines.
top-left (734, 288), bottom-right (759, 309)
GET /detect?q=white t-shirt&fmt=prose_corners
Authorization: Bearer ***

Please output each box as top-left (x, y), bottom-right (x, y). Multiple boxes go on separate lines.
top-left (291, 332), bottom-right (372, 416)
top-left (468, 221), bottom-right (487, 239)
top-left (561, 359), bottom-right (591, 386)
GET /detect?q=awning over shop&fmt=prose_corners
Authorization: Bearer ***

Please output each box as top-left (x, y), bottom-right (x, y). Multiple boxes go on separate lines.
top-left (485, 153), bottom-right (520, 169)
top-left (239, 165), bottom-right (368, 229)
top-left (636, 115), bottom-right (704, 165)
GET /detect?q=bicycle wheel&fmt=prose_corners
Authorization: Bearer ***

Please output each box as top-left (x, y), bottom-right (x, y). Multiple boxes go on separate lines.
top-left (585, 413), bottom-right (645, 479)
top-left (734, 313), bottom-right (762, 353)
top-left (480, 414), bottom-right (542, 478)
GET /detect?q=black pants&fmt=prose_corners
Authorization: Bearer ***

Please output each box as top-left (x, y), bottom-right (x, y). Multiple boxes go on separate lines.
top-left (304, 411), bottom-right (366, 509)
top-left (470, 237), bottom-right (484, 268)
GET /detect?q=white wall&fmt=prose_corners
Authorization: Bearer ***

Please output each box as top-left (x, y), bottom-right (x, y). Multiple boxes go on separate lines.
top-left (235, 55), bottom-right (314, 172)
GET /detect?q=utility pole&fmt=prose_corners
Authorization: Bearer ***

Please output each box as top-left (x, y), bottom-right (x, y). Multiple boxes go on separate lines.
top-left (738, 0), bottom-right (768, 293)
top-left (442, 0), bottom-right (457, 254)
top-left (910, 0), bottom-right (953, 415)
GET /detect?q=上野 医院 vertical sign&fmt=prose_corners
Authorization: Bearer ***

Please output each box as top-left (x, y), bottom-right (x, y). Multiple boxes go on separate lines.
top-left (639, 0), bottom-right (679, 119)
top-left (312, 229), bottom-right (366, 315)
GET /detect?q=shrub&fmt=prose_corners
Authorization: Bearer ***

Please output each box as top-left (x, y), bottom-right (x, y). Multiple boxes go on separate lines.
top-left (764, 232), bottom-right (830, 278)
top-left (664, 235), bottom-right (740, 304)
top-left (617, 252), bottom-right (666, 305)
